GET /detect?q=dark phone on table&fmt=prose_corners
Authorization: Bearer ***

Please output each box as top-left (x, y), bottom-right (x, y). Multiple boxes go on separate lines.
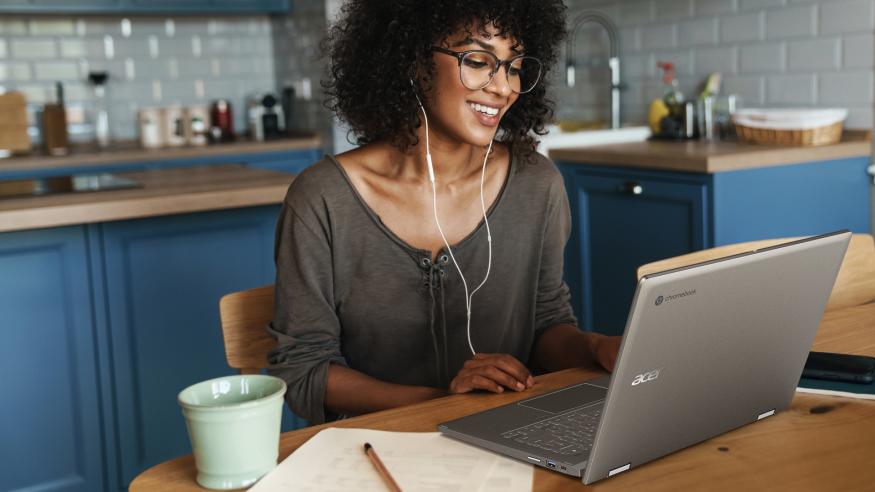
top-left (802, 351), bottom-right (875, 384)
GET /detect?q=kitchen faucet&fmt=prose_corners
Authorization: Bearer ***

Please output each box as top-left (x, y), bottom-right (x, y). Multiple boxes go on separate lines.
top-left (566, 11), bottom-right (621, 129)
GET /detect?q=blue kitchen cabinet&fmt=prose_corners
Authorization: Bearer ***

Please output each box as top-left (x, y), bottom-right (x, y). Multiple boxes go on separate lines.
top-left (0, 0), bottom-right (288, 14)
top-left (558, 155), bottom-right (870, 336)
top-left (560, 166), bottom-right (708, 335)
top-left (98, 205), bottom-right (306, 490)
top-left (0, 226), bottom-right (105, 492)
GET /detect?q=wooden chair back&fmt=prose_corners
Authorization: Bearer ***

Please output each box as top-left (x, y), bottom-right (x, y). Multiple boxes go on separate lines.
top-left (637, 234), bottom-right (875, 312)
top-left (218, 284), bottom-right (276, 374)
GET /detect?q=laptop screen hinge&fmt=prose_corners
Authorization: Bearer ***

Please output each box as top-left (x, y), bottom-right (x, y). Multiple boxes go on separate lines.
top-left (608, 463), bottom-right (631, 477)
top-left (757, 409), bottom-right (776, 420)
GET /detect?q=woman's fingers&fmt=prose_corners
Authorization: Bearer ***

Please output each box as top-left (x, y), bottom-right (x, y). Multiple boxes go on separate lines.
top-left (466, 353), bottom-right (533, 388)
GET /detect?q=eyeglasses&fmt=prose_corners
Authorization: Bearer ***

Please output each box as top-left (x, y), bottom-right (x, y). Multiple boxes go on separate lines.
top-left (432, 46), bottom-right (543, 94)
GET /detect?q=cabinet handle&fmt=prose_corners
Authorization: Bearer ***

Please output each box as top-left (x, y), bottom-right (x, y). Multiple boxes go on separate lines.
top-left (622, 181), bottom-right (644, 195)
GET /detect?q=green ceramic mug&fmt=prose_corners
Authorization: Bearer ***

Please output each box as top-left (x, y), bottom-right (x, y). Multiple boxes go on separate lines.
top-left (178, 374), bottom-right (287, 490)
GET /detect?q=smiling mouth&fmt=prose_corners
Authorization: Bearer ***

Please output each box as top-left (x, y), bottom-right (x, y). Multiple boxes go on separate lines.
top-left (468, 102), bottom-right (501, 117)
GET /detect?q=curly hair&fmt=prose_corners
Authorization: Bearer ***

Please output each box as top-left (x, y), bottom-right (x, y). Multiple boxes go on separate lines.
top-left (322, 0), bottom-right (567, 152)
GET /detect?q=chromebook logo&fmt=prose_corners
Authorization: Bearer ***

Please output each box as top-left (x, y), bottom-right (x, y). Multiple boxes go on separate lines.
top-left (655, 289), bottom-right (696, 306)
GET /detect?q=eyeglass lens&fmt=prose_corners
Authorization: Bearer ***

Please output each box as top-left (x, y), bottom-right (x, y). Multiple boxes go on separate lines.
top-left (460, 52), bottom-right (541, 94)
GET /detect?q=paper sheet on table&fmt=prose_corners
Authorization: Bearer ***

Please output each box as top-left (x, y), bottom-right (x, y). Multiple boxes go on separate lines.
top-left (249, 427), bottom-right (533, 492)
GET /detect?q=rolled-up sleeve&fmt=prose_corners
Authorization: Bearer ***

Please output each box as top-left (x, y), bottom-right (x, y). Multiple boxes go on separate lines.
top-left (533, 173), bottom-right (578, 343)
top-left (266, 195), bottom-right (347, 424)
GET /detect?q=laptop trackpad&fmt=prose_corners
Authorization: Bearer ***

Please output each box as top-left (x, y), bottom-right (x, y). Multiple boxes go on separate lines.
top-left (519, 383), bottom-right (607, 414)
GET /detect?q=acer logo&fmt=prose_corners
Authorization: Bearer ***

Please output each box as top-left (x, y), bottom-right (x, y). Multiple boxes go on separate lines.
top-left (631, 369), bottom-right (661, 386)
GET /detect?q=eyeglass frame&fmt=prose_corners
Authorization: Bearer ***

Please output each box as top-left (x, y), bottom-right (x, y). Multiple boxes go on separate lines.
top-left (431, 46), bottom-right (543, 94)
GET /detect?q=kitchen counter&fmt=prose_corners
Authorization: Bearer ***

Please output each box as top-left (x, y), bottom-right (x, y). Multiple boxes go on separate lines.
top-left (0, 164), bottom-right (292, 233)
top-left (0, 135), bottom-right (321, 174)
top-left (549, 130), bottom-right (871, 173)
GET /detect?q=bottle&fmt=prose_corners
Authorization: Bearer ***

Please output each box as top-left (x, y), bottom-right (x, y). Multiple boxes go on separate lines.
top-left (657, 61), bottom-right (684, 112)
top-left (88, 71), bottom-right (111, 148)
top-left (42, 81), bottom-right (69, 156)
top-left (651, 61), bottom-right (685, 138)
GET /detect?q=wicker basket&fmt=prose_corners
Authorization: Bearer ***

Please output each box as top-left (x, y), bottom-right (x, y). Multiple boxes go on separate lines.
top-left (732, 108), bottom-right (846, 146)
top-left (735, 120), bottom-right (844, 146)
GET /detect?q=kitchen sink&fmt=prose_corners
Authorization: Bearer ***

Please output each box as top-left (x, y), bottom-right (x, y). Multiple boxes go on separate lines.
top-left (537, 125), bottom-right (651, 156)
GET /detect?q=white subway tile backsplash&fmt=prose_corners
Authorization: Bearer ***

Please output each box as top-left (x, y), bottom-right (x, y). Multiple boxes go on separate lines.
top-left (622, 53), bottom-right (655, 80)
top-left (740, 43), bottom-right (785, 73)
top-left (18, 84), bottom-right (50, 104)
top-left (177, 59), bottom-right (212, 79)
top-left (29, 19), bottom-right (76, 36)
top-left (657, 0), bottom-right (694, 20)
top-left (819, 71), bottom-right (874, 104)
top-left (765, 5), bottom-right (816, 39)
top-left (617, 0), bottom-right (655, 26)
top-left (167, 58), bottom-right (179, 79)
top-left (0, 19), bottom-right (28, 35)
top-left (642, 24), bottom-right (677, 49)
top-left (104, 35), bottom-right (115, 59)
top-left (820, 0), bottom-right (875, 35)
top-left (767, 73), bottom-right (816, 104)
top-left (787, 38), bottom-right (840, 70)
top-left (59, 40), bottom-right (88, 59)
top-left (695, 0), bottom-right (739, 15)
top-left (191, 36), bottom-right (203, 57)
top-left (34, 61), bottom-right (80, 81)
top-left (723, 75), bottom-right (766, 104)
top-left (721, 12), bottom-right (764, 42)
top-left (678, 17), bottom-right (719, 46)
top-left (148, 36), bottom-right (160, 58)
top-left (845, 106), bottom-right (873, 128)
top-left (694, 46), bottom-right (738, 73)
top-left (114, 38), bottom-right (154, 57)
top-left (11, 39), bottom-right (57, 59)
top-left (653, 50), bottom-right (695, 76)
top-left (124, 58), bottom-right (135, 80)
top-left (842, 32), bottom-right (874, 68)
top-left (740, 0), bottom-right (787, 9)
top-left (620, 27), bottom-right (642, 51)
top-left (62, 83), bottom-right (92, 101)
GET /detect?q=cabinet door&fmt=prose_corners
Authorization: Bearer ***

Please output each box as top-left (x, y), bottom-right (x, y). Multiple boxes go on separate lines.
top-left (100, 206), bottom-right (287, 490)
top-left (561, 166), bottom-right (709, 336)
top-left (0, 226), bottom-right (104, 492)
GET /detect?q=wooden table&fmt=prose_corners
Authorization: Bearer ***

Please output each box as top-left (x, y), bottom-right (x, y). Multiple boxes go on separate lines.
top-left (131, 304), bottom-right (875, 491)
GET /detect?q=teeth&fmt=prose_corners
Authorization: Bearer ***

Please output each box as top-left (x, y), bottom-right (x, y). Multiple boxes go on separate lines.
top-left (469, 102), bottom-right (499, 117)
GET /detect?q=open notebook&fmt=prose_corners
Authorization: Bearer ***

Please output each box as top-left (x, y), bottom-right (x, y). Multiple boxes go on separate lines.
top-left (249, 428), bottom-right (533, 492)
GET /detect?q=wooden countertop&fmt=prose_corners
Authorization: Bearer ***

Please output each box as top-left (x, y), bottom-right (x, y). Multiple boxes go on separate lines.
top-left (549, 131), bottom-right (872, 173)
top-left (0, 135), bottom-right (321, 174)
top-left (0, 164), bottom-right (293, 233)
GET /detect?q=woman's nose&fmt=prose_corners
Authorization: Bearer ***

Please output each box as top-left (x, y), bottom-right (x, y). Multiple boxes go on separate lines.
top-left (484, 66), bottom-right (513, 97)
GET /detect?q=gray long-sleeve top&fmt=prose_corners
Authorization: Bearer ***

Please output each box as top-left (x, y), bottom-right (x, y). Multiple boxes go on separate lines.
top-left (266, 150), bottom-right (577, 424)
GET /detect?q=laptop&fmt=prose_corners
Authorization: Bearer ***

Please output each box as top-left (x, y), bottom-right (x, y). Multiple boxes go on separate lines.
top-left (439, 231), bottom-right (851, 484)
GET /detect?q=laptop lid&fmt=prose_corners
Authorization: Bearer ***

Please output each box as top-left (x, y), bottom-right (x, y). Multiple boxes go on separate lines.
top-left (582, 231), bottom-right (851, 484)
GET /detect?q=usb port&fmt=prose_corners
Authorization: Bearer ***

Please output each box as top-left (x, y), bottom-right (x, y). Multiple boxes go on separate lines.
top-left (546, 461), bottom-right (556, 469)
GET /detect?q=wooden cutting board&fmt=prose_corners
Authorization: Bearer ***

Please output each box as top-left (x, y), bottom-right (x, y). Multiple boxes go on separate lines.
top-left (0, 91), bottom-right (31, 153)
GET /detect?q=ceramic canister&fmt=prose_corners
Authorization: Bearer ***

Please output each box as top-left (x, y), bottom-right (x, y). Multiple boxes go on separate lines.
top-left (178, 375), bottom-right (286, 490)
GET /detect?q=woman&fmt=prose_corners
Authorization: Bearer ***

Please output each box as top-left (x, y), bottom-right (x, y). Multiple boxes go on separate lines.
top-left (267, 0), bottom-right (621, 424)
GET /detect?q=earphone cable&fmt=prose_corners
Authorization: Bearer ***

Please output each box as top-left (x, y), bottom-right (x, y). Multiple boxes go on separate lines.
top-left (416, 99), bottom-right (494, 356)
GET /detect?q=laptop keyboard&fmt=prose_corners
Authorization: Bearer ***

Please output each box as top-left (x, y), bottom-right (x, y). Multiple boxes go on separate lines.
top-left (500, 404), bottom-right (603, 456)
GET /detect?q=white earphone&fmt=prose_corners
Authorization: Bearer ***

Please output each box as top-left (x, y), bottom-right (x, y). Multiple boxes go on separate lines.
top-left (410, 79), bottom-right (494, 356)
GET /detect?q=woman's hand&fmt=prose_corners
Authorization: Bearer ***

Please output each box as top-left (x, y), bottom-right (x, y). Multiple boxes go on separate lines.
top-left (592, 334), bottom-right (622, 372)
top-left (449, 353), bottom-right (535, 394)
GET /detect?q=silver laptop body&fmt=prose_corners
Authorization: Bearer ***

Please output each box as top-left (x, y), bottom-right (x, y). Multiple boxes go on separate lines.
top-left (439, 231), bottom-right (851, 484)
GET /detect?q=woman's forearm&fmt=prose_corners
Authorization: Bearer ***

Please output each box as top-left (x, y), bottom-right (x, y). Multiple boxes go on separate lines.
top-left (325, 363), bottom-right (448, 417)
